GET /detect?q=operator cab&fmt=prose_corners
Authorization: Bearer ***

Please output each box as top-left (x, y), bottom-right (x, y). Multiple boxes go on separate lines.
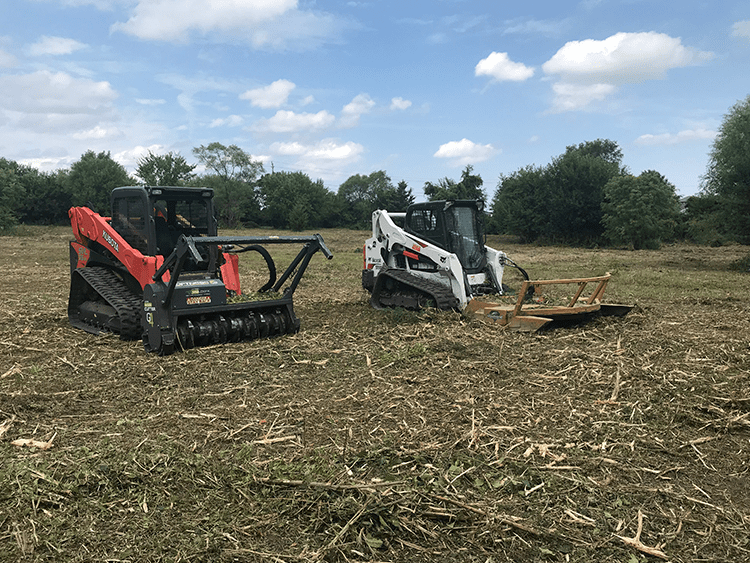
top-left (110, 186), bottom-right (217, 258)
top-left (404, 200), bottom-right (487, 274)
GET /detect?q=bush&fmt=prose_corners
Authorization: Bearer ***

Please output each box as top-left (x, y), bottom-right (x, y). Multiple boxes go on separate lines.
top-left (288, 202), bottom-right (310, 231)
top-left (602, 171), bottom-right (680, 250)
top-left (0, 206), bottom-right (17, 234)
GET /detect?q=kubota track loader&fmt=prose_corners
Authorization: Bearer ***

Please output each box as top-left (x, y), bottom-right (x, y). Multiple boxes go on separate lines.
top-left (362, 200), bottom-right (631, 331)
top-left (68, 186), bottom-right (332, 354)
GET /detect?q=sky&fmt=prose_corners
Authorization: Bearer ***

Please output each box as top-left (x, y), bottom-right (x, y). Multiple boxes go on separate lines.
top-left (1, 0), bottom-right (748, 200)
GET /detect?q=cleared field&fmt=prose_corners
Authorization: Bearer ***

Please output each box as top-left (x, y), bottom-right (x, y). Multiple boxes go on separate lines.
top-left (1, 226), bottom-right (749, 562)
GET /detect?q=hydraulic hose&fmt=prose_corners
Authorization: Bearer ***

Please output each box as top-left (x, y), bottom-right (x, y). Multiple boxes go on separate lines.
top-left (229, 244), bottom-right (277, 292)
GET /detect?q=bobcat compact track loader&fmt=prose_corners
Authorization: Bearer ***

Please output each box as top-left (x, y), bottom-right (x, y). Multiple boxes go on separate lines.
top-left (68, 186), bottom-right (332, 355)
top-left (362, 200), bottom-right (631, 331)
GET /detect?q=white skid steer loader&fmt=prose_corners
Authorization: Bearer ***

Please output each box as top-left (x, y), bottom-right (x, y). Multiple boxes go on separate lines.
top-left (362, 200), bottom-right (631, 331)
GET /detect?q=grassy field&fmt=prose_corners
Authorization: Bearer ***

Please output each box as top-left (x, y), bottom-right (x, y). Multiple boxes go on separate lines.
top-left (1, 226), bottom-right (749, 562)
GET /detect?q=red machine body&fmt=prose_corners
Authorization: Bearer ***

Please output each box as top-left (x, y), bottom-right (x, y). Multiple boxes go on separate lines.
top-left (68, 204), bottom-right (242, 293)
top-left (67, 186), bottom-right (331, 354)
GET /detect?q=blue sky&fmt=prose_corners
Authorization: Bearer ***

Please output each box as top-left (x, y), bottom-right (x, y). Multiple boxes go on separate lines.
top-left (1, 0), bottom-right (748, 199)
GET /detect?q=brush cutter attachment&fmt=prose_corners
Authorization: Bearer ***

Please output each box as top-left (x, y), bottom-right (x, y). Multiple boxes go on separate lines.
top-left (142, 234), bottom-right (332, 355)
top-left (466, 273), bottom-right (632, 331)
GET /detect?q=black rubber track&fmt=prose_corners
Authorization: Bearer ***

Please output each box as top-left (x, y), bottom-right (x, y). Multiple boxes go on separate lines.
top-left (69, 267), bottom-right (143, 340)
top-left (370, 268), bottom-right (460, 311)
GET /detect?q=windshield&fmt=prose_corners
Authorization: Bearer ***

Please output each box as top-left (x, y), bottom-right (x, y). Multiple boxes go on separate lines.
top-left (445, 205), bottom-right (485, 272)
top-left (154, 197), bottom-right (211, 235)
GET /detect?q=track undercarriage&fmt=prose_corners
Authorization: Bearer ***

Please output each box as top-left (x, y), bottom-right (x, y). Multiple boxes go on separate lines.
top-left (368, 268), bottom-right (460, 311)
top-left (69, 269), bottom-right (298, 355)
top-left (68, 266), bottom-right (142, 340)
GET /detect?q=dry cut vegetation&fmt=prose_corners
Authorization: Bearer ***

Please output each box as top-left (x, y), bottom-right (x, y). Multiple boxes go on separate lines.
top-left (1, 226), bottom-right (749, 562)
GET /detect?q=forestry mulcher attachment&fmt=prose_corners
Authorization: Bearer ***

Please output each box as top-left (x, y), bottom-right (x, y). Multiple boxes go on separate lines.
top-left (68, 186), bottom-right (332, 355)
top-left (362, 200), bottom-right (631, 331)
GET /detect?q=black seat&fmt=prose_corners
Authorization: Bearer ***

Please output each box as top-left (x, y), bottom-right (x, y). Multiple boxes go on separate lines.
top-left (154, 216), bottom-right (174, 256)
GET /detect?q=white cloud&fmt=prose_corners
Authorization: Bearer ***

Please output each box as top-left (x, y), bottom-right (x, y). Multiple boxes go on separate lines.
top-left (270, 138), bottom-right (365, 178)
top-left (18, 156), bottom-right (76, 170)
top-left (113, 0), bottom-right (294, 42)
top-left (543, 32), bottom-right (711, 82)
top-left (156, 72), bottom-right (236, 121)
top-left (72, 125), bottom-right (122, 140)
top-left (433, 138), bottom-right (498, 166)
top-left (542, 32), bottom-right (713, 112)
top-left (396, 17), bottom-right (432, 27)
top-left (114, 144), bottom-right (165, 170)
top-left (475, 52), bottom-right (534, 82)
top-left (0, 67), bottom-right (174, 173)
top-left (209, 115), bottom-right (244, 128)
top-left (340, 93), bottom-right (375, 127)
top-left (272, 141), bottom-right (307, 156)
top-left (31, 0), bottom-right (122, 8)
top-left (253, 109), bottom-right (335, 133)
top-left (112, 0), bottom-right (354, 50)
top-left (0, 70), bottom-right (117, 116)
top-left (444, 14), bottom-right (487, 34)
top-left (548, 82), bottom-right (615, 113)
top-left (240, 79), bottom-right (295, 109)
top-left (0, 49), bottom-right (17, 68)
top-left (135, 98), bottom-right (166, 106)
top-left (0, 71), bottom-right (119, 144)
top-left (390, 97), bottom-right (412, 110)
top-left (28, 36), bottom-right (86, 56)
top-left (733, 20), bottom-right (750, 40)
top-left (502, 18), bottom-right (569, 37)
top-left (634, 128), bottom-right (716, 146)
top-left (272, 139), bottom-right (363, 161)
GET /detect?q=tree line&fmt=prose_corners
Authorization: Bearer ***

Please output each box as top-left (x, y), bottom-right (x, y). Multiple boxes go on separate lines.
top-left (1, 95), bottom-right (748, 250)
top-left (490, 138), bottom-right (683, 249)
top-left (0, 143), bottom-right (417, 233)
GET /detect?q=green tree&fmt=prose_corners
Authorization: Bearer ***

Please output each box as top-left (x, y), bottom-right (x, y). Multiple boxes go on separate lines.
top-left (543, 139), bottom-right (625, 243)
top-left (198, 175), bottom-right (261, 227)
top-left (702, 95), bottom-right (750, 243)
top-left (17, 167), bottom-right (71, 225)
top-left (602, 170), bottom-right (681, 249)
top-left (683, 193), bottom-right (725, 245)
top-left (287, 201), bottom-right (311, 231)
top-left (490, 165), bottom-right (546, 240)
top-left (491, 139), bottom-right (625, 244)
top-left (259, 171), bottom-right (337, 229)
top-left (375, 180), bottom-right (415, 211)
top-left (136, 151), bottom-right (196, 186)
top-left (0, 158), bottom-right (25, 232)
top-left (66, 150), bottom-right (132, 214)
top-left (424, 165), bottom-right (485, 203)
top-left (0, 159), bottom-right (72, 227)
top-left (337, 170), bottom-right (394, 227)
top-left (0, 206), bottom-right (15, 233)
top-left (192, 143), bottom-right (265, 227)
top-left (193, 143), bottom-right (264, 183)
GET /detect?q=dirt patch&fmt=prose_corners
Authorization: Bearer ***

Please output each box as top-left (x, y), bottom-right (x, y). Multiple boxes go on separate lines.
top-left (1, 228), bottom-right (749, 562)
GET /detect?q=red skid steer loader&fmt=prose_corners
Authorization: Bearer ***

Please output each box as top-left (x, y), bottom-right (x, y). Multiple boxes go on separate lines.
top-left (68, 185), bottom-right (332, 355)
